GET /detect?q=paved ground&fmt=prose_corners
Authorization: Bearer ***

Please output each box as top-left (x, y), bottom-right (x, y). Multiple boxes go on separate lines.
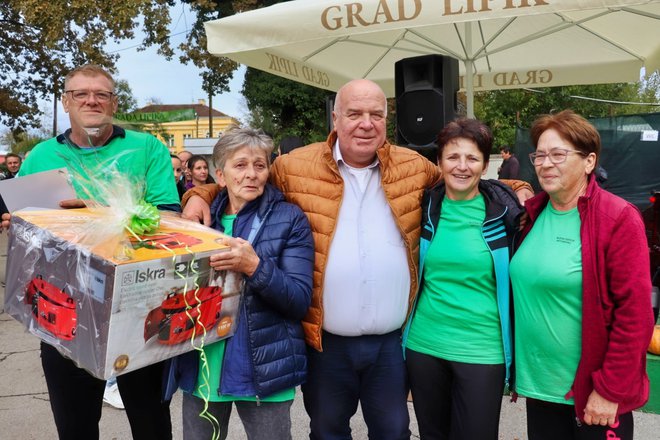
top-left (1, 232), bottom-right (658, 439)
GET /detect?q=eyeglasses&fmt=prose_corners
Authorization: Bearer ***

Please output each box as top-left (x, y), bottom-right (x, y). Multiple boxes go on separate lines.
top-left (529, 148), bottom-right (588, 165)
top-left (64, 90), bottom-right (115, 103)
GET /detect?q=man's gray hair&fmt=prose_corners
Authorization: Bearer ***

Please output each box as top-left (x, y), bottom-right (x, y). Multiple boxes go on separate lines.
top-left (213, 126), bottom-right (274, 170)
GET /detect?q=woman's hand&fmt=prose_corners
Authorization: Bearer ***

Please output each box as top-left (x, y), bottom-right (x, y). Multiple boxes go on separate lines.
top-left (209, 236), bottom-right (260, 277)
top-left (583, 390), bottom-right (619, 427)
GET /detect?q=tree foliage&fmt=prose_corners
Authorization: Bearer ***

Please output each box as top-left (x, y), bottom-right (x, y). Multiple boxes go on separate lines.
top-left (0, 0), bottom-right (250, 130)
top-left (178, 1), bottom-right (239, 97)
top-left (0, 0), bottom-right (176, 128)
top-left (242, 67), bottom-right (333, 145)
top-left (474, 78), bottom-right (660, 147)
top-left (115, 80), bottom-right (138, 113)
top-left (11, 132), bottom-right (47, 155)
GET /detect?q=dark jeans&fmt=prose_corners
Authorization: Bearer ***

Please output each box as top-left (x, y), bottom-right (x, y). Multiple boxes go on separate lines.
top-left (182, 392), bottom-right (293, 440)
top-left (526, 398), bottom-right (634, 440)
top-left (406, 349), bottom-right (505, 440)
top-left (302, 330), bottom-right (410, 440)
top-left (41, 342), bottom-right (172, 440)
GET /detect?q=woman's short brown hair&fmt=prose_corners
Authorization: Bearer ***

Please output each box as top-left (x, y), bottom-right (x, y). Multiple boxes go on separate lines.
top-left (437, 118), bottom-right (493, 163)
top-left (530, 110), bottom-right (601, 159)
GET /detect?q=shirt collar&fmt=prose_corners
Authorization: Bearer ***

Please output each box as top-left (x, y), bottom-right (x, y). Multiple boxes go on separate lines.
top-left (333, 139), bottom-right (379, 170)
top-left (56, 125), bottom-right (126, 147)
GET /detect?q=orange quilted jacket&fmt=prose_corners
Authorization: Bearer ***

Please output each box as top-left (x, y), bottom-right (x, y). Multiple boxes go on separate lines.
top-left (183, 133), bottom-right (441, 350)
top-left (270, 134), bottom-right (440, 350)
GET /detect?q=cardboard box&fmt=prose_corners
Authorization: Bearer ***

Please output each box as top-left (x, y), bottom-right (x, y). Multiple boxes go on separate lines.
top-left (4, 208), bottom-right (242, 380)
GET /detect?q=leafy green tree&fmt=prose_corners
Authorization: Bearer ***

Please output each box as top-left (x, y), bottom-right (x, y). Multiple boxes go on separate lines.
top-left (1, 1), bottom-right (272, 131)
top-left (11, 132), bottom-right (46, 155)
top-left (242, 67), bottom-right (333, 145)
top-left (179, 0), bottom-right (239, 99)
top-left (1, 0), bottom-right (175, 128)
top-left (474, 79), bottom-right (660, 148)
top-left (115, 80), bottom-right (138, 113)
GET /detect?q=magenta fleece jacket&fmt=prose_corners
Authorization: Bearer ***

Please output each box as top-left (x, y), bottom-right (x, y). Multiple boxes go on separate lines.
top-left (518, 174), bottom-right (654, 420)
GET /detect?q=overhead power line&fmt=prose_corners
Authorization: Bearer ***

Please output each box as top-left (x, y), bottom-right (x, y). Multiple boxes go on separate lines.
top-left (566, 95), bottom-right (660, 106)
top-left (521, 88), bottom-right (660, 106)
top-left (107, 29), bottom-right (190, 54)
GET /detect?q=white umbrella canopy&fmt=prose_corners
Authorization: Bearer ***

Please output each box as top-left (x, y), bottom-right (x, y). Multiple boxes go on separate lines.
top-left (205, 0), bottom-right (660, 116)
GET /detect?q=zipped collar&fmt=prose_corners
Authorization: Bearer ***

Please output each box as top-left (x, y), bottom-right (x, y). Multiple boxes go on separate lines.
top-left (210, 184), bottom-right (283, 235)
top-left (56, 125), bottom-right (126, 147)
top-left (423, 180), bottom-right (518, 234)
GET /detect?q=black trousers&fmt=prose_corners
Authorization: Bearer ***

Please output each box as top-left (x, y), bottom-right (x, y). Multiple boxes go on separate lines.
top-left (526, 397), bottom-right (634, 440)
top-left (41, 342), bottom-right (172, 440)
top-left (406, 348), bottom-right (505, 440)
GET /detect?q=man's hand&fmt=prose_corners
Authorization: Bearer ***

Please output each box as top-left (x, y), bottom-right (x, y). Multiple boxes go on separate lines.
top-left (209, 237), bottom-right (260, 276)
top-left (182, 195), bottom-right (211, 226)
top-left (1, 213), bottom-right (11, 232)
top-left (583, 390), bottom-right (618, 427)
top-left (59, 199), bottom-right (87, 209)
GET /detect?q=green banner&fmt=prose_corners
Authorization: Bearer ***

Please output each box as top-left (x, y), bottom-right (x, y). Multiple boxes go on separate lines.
top-left (114, 109), bottom-right (197, 124)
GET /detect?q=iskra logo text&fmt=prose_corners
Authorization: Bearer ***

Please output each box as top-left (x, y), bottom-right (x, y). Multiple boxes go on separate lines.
top-left (131, 267), bottom-right (166, 284)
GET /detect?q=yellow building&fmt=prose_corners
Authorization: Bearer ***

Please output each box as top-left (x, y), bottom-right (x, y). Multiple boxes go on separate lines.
top-left (133, 100), bottom-right (239, 152)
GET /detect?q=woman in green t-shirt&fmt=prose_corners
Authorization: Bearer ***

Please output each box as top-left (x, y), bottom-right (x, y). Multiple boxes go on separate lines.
top-left (510, 110), bottom-right (653, 440)
top-left (403, 118), bottom-right (522, 439)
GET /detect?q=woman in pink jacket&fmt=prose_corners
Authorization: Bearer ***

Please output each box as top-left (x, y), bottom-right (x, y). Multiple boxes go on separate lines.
top-left (510, 110), bottom-right (653, 440)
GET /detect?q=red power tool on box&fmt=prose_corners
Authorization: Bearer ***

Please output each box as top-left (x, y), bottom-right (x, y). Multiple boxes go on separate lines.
top-left (25, 276), bottom-right (77, 340)
top-left (144, 286), bottom-right (223, 345)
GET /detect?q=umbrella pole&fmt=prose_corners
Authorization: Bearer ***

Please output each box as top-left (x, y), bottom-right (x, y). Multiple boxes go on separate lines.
top-left (465, 22), bottom-right (475, 118)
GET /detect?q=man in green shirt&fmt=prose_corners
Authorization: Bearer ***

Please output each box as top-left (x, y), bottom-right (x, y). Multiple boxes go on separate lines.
top-left (2, 64), bottom-right (178, 440)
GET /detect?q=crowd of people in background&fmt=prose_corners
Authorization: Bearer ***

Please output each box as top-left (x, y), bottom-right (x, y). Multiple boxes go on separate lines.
top-left (0, 65), bottom-right (654, 440)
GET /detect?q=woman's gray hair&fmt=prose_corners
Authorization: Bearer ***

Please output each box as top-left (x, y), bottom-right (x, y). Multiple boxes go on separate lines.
top-left (212, 126), bottom-right (274, 170)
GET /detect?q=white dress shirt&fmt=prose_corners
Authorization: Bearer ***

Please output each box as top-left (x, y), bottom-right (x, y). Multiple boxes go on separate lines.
top-left (322, 142), bottom-right (411, 336)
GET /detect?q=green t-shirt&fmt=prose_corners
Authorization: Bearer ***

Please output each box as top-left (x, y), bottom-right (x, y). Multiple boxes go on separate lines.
top-left (194, 214), bottom-right (294, 403)
top-left (19, 129), bottom-right (179, 207)
top-left (406, 194), bottom-right (504, 364)
top-left (511, 204), bottom-right (582, 404)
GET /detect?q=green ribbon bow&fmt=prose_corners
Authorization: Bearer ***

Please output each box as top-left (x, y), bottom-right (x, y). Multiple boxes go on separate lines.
top-left (127, 201), bottom-right (160, 235)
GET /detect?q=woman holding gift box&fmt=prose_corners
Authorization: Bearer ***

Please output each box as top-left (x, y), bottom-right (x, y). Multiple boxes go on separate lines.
top-left (164, 126), bottom-right (314, 440)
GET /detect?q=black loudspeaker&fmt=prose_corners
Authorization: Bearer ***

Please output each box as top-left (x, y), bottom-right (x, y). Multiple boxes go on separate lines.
top-left (395, 55), bottom-right (459, 149)
top-left (325, 94), bottom-right (336, 134)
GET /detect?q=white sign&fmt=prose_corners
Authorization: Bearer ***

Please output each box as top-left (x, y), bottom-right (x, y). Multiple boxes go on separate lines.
top-left (641, 130), bottom-right (659, 142)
